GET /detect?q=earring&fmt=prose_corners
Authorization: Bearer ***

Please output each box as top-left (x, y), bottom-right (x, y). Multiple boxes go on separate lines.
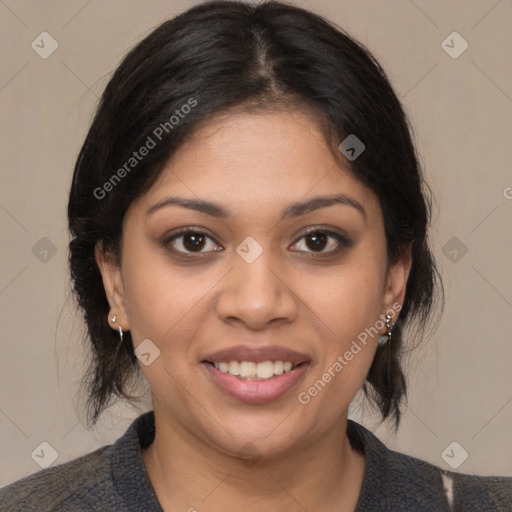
top-left (385, 313), bottom-right (394, 342)
top-left (110, 314), bottom-right (124, 344)
top-left (378, 313), bottom-right (395, 346)
top-left (384, 313), bottom-right (394, 383)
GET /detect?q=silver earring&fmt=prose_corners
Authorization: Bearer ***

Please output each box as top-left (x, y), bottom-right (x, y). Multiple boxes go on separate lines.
top-left (378, 313), bottom-right (395, 346)
top-left (385, 313), bottom-right (394, 341)
top-left (110, 315), bottom-right (123, 343)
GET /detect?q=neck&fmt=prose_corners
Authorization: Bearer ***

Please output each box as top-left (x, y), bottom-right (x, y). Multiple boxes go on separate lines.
top-left (142, 411), bottom-right (365, 512)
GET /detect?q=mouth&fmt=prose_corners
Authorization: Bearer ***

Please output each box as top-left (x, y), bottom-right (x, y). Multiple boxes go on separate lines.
top-left (200, 345), bottom-right (311, 403)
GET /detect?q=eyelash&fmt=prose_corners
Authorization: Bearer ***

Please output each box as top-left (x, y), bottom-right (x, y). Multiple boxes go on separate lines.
top-left (162, 226), bottom-right (351, 259)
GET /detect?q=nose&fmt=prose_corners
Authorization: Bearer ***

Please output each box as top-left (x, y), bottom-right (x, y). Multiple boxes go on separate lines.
top-left (215, 244), bottom-right (299, 330)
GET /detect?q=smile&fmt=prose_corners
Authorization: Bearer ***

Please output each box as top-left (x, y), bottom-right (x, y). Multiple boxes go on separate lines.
top-left (210, 360), bottom-right (296, 380)
top-left (202, 360), bottom-right (309, 403)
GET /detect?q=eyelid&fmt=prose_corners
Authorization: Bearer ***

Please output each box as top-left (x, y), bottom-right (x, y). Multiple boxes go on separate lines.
top-left (298, 225), bottom-right (350, 241)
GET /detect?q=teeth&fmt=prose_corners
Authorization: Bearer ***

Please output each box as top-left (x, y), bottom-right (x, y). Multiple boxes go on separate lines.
top-left (218, 362), bottom-right (229, 373)
top-left (240, 361), bottom-right (257, 378)
top-left (256, 361), bottom-right (274, 379)
top-left (228, 361), bottom-right (240, 375)
top-left (212, 360), bottom-right (297, 380)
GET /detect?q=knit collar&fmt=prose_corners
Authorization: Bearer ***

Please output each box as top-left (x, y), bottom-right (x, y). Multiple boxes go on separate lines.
top-left (111, 410), bottom-right (164, 511)
top-left (111, 410), bottom-right (401, 511)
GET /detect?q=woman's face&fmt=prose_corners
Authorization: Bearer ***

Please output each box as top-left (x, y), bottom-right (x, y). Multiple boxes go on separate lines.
top-left (97, 109), bottom-right (410, 457)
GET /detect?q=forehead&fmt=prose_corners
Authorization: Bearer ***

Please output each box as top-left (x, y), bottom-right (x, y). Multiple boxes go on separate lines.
top-left (133, 110), bottom-right (381, 222)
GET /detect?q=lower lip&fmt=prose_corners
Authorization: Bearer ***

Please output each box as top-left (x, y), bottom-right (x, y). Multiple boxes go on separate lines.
top-left (202, 362), bottom-right (309, 403)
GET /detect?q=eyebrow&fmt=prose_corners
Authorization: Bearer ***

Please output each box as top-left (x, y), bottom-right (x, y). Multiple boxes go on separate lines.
top-left (145, 193), bottom-right (366, 221)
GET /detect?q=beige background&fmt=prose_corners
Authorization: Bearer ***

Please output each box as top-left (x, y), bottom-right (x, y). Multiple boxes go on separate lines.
top-left (1, 0), bottom-right (511, 486)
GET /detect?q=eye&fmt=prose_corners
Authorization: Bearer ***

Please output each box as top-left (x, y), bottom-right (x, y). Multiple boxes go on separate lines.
top-left (164, 228), bottom-right (222, 255)
top-left (163, 226), bottom-right (351, 258)
top-left (290, 228), bottom-right (350, 255)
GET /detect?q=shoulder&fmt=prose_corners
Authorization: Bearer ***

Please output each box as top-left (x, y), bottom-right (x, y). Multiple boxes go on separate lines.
top-left (347, 419), bottom-right (512, 511)
top-left (0, 444), bottom-right (115, 511)
top-left (388, 446), bottom-right (512, 510)
top-left (444, 469), bottom-right (512, 511)
top-left (0, 411), bottom-right (158, 512)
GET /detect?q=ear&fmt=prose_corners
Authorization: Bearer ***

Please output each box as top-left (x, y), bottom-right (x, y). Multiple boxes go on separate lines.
top-left (382, 243), bottom-right (413, 314)
top-left (95, 242), bottom-right (130, 330)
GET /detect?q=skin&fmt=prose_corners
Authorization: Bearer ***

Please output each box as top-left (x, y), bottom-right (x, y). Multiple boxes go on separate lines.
top-left (96, 109), bottom-right (412, 512)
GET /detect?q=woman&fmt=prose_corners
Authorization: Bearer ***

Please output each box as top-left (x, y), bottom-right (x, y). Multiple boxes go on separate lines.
top-left (1, 1), bottom-right (510, 510)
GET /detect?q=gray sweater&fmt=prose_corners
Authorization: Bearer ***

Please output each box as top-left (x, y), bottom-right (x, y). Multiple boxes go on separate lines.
top-left (1, 410), bottom-right (511, 511)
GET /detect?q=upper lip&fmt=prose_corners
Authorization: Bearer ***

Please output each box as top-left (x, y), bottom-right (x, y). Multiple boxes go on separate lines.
top-left (202, 345), bottom-right (310, 365)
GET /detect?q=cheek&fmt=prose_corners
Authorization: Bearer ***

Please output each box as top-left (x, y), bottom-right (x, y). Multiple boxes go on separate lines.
top-left (121, 244), bottom-right (232, 370)
top-left (304, 258), bottom-right (386, 341)
top-left (296, 262), bottom-right (385, 421)
top-left (120, 241), bottom-right (196, 341)
top-left (120, 249), bottom-right (215, 397)
top-left (123, 268), bottom-right (207, 344)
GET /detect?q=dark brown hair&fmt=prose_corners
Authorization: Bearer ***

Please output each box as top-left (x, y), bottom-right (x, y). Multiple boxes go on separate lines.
top-left (68, 0), bottom-right (443, 431)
